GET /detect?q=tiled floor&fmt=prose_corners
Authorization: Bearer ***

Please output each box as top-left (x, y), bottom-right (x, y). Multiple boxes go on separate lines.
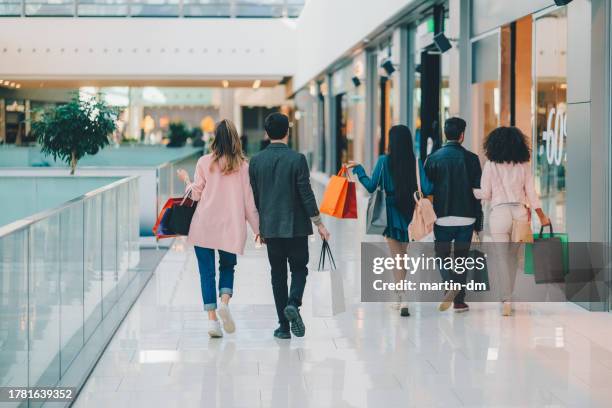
top-left (73, 185), bottom-right (612, 408)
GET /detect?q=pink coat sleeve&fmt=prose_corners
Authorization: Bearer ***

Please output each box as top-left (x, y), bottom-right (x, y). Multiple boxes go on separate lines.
top-left (473, 160), bottom-right (492, 200)
top-left (187, 157), bottom-right (206, 201)
top-left (523, 162), bottom-right (542, 209)
top-left (242, 163), bottom-right (260, 235)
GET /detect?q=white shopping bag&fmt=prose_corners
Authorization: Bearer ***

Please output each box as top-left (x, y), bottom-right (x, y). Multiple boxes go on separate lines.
top-left (311, 240), bottom-right (346, 317)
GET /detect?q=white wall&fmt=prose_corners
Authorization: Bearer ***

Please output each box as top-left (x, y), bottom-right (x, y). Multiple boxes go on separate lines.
top-left (293, 0), bottom-right (416, 92)
top-left (0, 18), bottom-right (297, 79)
top-left (1, 1), bottom-right (422, 94)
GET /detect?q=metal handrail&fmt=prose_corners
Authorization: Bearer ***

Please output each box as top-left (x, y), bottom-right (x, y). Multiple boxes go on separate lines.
top-left (3, 0), bottom-right (303, 18)
top-left (0, 175), bottom-right (138, 238)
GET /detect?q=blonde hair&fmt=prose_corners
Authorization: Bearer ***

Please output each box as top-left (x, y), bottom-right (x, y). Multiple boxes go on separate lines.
top-left (210, 119), bottom-right (245, 174)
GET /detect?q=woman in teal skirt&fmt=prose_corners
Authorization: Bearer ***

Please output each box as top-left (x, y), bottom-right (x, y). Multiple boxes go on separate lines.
top-left (348, 125), bottom-right (432, 316)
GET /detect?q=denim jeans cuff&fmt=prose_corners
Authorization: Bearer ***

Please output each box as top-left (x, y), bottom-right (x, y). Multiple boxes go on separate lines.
top-left (219, 288), bottom-right (233, 297)
top-left (204, 303), bottom-right (217, 311)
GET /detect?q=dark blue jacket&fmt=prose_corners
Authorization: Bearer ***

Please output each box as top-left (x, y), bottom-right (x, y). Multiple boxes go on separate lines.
top-left (424, 141), bottom-right (482, 225)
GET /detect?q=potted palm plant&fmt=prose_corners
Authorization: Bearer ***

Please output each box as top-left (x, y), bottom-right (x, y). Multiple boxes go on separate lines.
top-left (32, 94), bottom-right (118, 175)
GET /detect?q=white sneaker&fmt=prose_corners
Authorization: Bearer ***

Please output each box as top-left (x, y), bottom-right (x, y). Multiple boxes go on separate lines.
top-left (208, 320), bottom-right (223, 338)
top-left (217, 304), bottom-right (235, 333)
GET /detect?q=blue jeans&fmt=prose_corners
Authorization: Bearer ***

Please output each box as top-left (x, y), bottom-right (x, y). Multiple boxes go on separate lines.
top-left (194, 246), bottom-right (237, 311)
top-left (433, 224), bottom-right (474, 304)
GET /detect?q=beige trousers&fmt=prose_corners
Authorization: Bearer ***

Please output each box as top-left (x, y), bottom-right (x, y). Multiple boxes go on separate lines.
top-left (487, 205), bottom-right (529, 301)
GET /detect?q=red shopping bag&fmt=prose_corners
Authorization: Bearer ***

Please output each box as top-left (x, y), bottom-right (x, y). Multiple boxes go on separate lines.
top-left (320, 166), bottom-right (357, 219)
top-left (342, 180), bottom-right (358, 219)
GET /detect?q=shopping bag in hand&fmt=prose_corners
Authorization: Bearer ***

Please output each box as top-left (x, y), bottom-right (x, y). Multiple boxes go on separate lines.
top-left (366, 165), bottom-right (387, 235)
top-left (525, 225), bottom-right (566, 284)
top-left (311, 240), bottom-right (346, 317)
top-left (467, 233), bottom-right (489, 292)
top-left (153, 189), bottom-right (197, 238)
top-left (168, 192), bottom-right (197, 235)
top-left (320, 166), bottom-right (357, 218)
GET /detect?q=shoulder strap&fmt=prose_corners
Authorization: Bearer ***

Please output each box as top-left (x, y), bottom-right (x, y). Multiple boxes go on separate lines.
top-left (415, 158), bottom-right (422, 195)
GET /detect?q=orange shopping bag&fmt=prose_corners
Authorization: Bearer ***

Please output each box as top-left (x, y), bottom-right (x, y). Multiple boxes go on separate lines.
top-left (320, 166), bottom-right (357, 218)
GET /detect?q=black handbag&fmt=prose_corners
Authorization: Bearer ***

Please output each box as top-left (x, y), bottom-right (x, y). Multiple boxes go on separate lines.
top-left (167, 192), bottom-right (197, 236)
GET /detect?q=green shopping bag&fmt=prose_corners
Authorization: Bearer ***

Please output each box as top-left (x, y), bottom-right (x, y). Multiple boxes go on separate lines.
top-left (524, 224), bottom-right (568, 282)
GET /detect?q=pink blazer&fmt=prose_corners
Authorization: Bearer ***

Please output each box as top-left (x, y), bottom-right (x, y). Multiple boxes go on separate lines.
top-left (186, 154), bottom-right (259, 255)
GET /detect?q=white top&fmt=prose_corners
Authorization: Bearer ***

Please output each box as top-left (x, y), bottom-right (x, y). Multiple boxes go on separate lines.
top-left (435, 216), bottom-right (476, 227)
top-left (473, 161), bottom-right (542, 209)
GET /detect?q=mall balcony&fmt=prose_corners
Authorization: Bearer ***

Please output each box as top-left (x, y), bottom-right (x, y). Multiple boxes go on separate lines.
top-left (1, 0), bottom-right (612, 407)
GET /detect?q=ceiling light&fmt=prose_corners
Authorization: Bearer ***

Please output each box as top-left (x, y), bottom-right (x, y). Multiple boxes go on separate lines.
top-left (252, 80), bottom-right (261, 89)
top-left (9, 82), bottom-right (15, 87)
top-left (15, 84), bottom-right (21, 89)
top-left (222, 80), bottom-right (229, 88)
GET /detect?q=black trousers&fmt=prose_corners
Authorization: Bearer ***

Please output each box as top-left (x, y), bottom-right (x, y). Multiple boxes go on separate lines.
top-left (265, 236), bottom-right (309, 329)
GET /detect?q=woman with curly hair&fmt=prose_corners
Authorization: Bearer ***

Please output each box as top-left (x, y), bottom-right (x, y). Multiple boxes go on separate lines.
top-left (474, 126), bottom-right (550, 316)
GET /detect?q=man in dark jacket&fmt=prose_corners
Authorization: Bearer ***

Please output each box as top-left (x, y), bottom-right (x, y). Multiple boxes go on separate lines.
top-left (249, 113), bottom-right (330, 339)
top-left (424, 117), bottom-right (482, 313)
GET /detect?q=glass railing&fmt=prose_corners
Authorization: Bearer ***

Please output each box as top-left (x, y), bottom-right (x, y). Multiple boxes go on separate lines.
top-left (2, 0), bottom-right (304, 17)
top-left (0, 176), bottom-right (140, 401)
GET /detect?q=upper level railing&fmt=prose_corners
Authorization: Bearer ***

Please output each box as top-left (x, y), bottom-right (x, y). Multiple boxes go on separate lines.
top-left (0, 0), bottom-right (305, 18)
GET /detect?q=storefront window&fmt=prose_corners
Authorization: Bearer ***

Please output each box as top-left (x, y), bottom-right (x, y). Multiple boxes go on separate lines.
top-left (331, 56), bottom-right (366, 170)
top-left (534, 8), bottom-right (567, 232)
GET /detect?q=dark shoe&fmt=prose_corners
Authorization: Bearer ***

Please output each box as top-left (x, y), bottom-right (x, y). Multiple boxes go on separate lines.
top-left (453, 303), bottom-right (470, 313)
top-left (273, 327), bottom-right (291, 339)
top-left (283, 305), bottom-right (305, 337)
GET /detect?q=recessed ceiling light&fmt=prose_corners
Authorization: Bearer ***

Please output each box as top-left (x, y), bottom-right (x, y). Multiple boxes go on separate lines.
top-left (222, 80), bottom-right (229, 88)
top-left (9, 82), bottom-right (15, 87)
top-left (15, 84), bottom-right (21, 89)
top-left (252, 80), bottom-right (262, 89)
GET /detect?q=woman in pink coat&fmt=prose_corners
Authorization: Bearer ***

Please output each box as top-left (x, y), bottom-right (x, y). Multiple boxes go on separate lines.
top-left (177, 119), bottom-right (260, 338)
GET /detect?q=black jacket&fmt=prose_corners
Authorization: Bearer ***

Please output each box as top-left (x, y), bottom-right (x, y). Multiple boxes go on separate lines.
top-left (424, 141), bottom-right (483, 228)
top-left (249, 143), bottom-right (319, 238)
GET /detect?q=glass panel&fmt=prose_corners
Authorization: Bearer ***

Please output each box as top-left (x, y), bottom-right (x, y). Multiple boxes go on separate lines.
top-left (59, 203), bottom-right (85, 375)
top-left (78, 0), bottom-right (129, 16)
top-left (158, 164), bottom-right (172, 213)
top-left (130, 0), bottom-right (180, 17)
top-left (0, 230), bottom-right (28, 406)
top-left (534, 8), bottom-right (567, 232)
top-left (128, 178), bottom-right (141, 276)
top-left (0, 1), bottom-right (21, 16)
top-left (183, 0), bottom-right (232, 17)
top-left (235, 0), bottom-right (284, 18)
top-left (116, 183), bottom-right (130, 296)
top-left (25, 0), bottom-right (74, 16)
top-left (101, 190), bottom-right (118, 316)
top-left (83, 195), bottom-right (103, 341)
top-left (28, 215), bottom-right (61, 391)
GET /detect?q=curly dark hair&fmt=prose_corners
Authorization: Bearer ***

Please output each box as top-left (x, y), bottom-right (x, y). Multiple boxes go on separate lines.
top-left (483, 126), bottom-right (531, 164)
